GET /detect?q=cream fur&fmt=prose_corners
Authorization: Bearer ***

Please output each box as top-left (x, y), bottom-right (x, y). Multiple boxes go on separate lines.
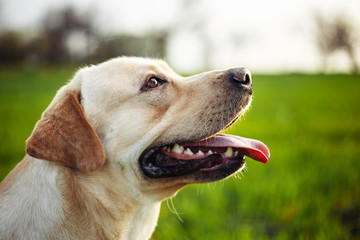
top-left (0, 57), bottom-right (252, 240)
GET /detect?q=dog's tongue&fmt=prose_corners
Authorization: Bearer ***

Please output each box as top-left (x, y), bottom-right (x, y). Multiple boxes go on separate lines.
top-left (188, 134), bottom-right (270, 163)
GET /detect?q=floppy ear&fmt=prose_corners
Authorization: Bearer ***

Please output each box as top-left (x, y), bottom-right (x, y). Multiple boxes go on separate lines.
top-left (26, 90), bottom-right (105, 172)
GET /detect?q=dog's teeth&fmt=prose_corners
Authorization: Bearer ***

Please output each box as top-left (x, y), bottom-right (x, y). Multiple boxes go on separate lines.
top-left (162, 146), bottom-right (171, 152)
top-left (208, 150), bottom-right (213, 154)
top-left (196, 150), bottom-right (204, 156)
top-left (184, 148), bottom-right (194, 155)
top-left (172, 144), bottom-right (184, 153)
top-left (224, 147), bottom-right (233, 157)
top-left (234, 151), bottom-right (238, 156)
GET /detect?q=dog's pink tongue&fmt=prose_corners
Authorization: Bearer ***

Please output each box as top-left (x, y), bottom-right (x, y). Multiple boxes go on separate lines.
top-left (188, 134), bottom-right (270, 163)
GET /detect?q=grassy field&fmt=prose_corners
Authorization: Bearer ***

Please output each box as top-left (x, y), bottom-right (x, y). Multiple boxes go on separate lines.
top-left (1, 67), bottom-right (359, 239)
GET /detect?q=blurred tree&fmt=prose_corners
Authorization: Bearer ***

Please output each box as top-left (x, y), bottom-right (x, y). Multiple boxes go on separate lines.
top-left (27, 6), bottom-right (168, 65)
top-left (92, 32), bottom-right (167, 62)
top-left (37, 6), bottom-right (98, 64)
top-left (0, 31), bottom-right (25, 63)
top-left (0, 1), bottom-right (25, 64)
top-left (0, 5), bottom-right (169, 66)
top-left (315, 14), bottom-right (359, 73)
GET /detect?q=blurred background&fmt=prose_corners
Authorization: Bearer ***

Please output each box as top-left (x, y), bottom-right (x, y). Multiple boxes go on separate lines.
top-left (0, 0), bottom-right (359, 239)
top-left (1, 0), bottom-right (360, 73)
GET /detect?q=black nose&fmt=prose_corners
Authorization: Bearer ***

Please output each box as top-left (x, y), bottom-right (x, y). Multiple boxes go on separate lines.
top-left (228, 68), bottom-right (252, 87)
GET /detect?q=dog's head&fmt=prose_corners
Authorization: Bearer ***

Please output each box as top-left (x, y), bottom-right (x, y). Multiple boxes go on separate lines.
top-left (26, 57), bottom-right (269, 199)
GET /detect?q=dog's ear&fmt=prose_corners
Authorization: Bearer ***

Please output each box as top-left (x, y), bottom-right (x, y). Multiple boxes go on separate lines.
top-left (26, 90), bottom-right (105, 172)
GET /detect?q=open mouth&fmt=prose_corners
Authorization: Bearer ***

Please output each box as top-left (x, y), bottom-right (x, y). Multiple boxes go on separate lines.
top-left (140, 134), bottom-right (270, 179)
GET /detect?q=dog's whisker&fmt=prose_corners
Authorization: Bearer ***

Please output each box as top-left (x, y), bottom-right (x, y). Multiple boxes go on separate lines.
top-left (166, 198), bottom-right (183, 222)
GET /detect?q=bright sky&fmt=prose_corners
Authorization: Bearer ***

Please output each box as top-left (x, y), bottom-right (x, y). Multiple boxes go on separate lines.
top-left (1, 0), bottom-right (359, 73)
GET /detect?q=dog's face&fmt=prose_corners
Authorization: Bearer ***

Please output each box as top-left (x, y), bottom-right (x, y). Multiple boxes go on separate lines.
top-left (26, 57), bottom-right (269, 199)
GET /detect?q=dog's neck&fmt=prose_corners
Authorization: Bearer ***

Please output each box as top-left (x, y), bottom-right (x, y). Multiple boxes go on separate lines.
top-left (0, 156), bottom-right (161, 240)
top-left (59, 159), bottom-right (162, 240)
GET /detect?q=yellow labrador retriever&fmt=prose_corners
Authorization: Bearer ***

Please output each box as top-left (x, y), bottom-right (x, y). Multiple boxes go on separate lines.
top-left (0, 57), bottom-right (269, 240)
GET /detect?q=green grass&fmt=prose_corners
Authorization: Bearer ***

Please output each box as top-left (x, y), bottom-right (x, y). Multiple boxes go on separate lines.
top-left (1, 68), bottom-right (359, 239)
top-left (0, 67), bottom-right (74, 178)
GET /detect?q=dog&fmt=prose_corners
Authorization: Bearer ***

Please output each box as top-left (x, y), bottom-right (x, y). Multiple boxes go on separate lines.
top-left (0, 57), bottom-right (269, 240)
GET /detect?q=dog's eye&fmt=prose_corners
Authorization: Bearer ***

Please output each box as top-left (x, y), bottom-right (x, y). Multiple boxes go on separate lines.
top-left (142, 76), bottom-right (168, 91)
top-left (146, 77), bottom-right (160, 88)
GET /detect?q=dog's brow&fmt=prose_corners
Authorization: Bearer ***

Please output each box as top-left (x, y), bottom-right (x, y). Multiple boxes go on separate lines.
top-left (146, 71), bottom-right (169, 82)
